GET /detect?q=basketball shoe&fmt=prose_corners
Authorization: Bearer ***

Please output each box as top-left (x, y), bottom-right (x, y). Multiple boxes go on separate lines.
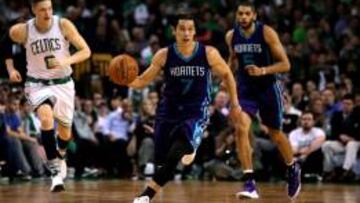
top-left (49, 159), bottom-right (65, 192)
top-left (236, 179), bottom-right (259, 199)
top-left (133, 196), bottom-right (150, 203)
top-left (287, 162), bottom-right (301, 199)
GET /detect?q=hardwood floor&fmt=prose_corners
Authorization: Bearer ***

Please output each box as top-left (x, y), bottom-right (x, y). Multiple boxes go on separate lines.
top-left (0, 180), bottom-right (359, 203)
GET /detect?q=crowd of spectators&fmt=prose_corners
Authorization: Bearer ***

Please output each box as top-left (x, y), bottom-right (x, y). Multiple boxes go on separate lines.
top-left (0, 0), bottom-right (359, 183)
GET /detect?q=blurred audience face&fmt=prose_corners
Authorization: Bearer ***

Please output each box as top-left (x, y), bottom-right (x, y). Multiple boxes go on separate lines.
top-left (214, 91), bottom-right (229, 109)
top-left (292, 83), bottom-right (304, 99)
top-left (311, 98), bottom-right (324, 114)
top-left (321, 89), bottom-right (335, 106)
top-left (148, 91), bottom-right (159, 107)
top-left (309, 90), bottom-right (321, 103)
top-left (300, 112), bottom-right (314, 131)
top-left (20, 101), bottom-right (32, 115)
top-left (83, 99), bottom-right (93, 114)
top-left (141, 99), bottom-right (155, 117)
top-left (355, 94), bottom-right (360, 107)
top-left (306, 80), bottom-right (317, 93)
top-left (342, 98), bottom-right (354, 115)
top-left (93, 93), bottom-right (103, 107)
top-left (7, 98), bottom-right (20, 113)
top-left (236, 5), bottom-right (256, 29)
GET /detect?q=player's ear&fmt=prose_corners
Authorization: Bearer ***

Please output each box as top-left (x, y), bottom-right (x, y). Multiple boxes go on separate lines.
top-left (253, 13), bottom-right (257, 21)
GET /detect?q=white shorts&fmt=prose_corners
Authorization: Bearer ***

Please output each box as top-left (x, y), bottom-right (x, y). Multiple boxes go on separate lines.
top-left (24, 79), bottom-right (75, 127)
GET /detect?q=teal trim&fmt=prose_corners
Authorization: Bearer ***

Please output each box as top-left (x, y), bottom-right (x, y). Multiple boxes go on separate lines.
top-left (273, 82), bottom-right (283, 129)
top-left (173, 42), bottom-right (199, 62)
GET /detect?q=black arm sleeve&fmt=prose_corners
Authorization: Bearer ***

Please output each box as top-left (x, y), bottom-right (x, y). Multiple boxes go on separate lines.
top-left (0, 31), bottom-right (13, 60)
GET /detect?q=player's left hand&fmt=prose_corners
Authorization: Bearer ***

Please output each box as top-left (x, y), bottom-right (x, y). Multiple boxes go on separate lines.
top-left (245, 64), bottom-right (266, 76)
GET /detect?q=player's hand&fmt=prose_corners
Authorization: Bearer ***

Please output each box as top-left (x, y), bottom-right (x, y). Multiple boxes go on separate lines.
top-left (46, 57), bottom-right (63, 69)
top-left (9, 69), bottom-right (22, 83)
top-left (245, 65), bottom-right (266, 76)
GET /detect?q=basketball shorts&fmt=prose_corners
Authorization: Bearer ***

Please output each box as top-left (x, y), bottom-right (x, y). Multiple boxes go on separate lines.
top-left (154, 117), bottom-right (208, 164)
top-left (24, 77), bottom-right (75, 127)
top-left (239, 81), bottom-right (284, 130)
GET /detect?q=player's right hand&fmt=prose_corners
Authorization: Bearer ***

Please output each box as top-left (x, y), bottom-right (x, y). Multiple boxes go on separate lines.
top-left (9, 69), bottom-right (22, 83)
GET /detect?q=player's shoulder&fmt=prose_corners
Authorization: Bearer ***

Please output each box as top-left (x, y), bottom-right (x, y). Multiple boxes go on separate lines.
top-left (205, 45), bottom-right (219, 54)
top-left (10, 23), bottom-right (27, 33)
top-left (225, 29), bottom-right (234, 38)
top-left (225, 29), bottom-right (234, 43)
top-left (9, 23), bottom-right (27, 43)
top-left (263, 24), bottom-right (279, 41)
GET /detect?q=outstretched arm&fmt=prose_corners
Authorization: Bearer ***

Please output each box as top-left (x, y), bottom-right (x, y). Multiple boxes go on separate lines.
top-left (128, 48), bottom-right (167, 89)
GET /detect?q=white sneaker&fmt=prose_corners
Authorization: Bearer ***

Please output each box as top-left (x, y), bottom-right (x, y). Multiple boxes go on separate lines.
top-left (49, 159), bottom-right (65, 192)
top-left (50, 175), bottom-right (65, 192)
top-left (133, 196), bottom-right (150, 203)
top-left (59, 158), bottom-right (67, 180)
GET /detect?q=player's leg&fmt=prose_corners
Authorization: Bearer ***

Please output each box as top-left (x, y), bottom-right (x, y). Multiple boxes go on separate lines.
top-left (235, 89), bottom-right (259, 199)
top-left (134, 124), bottom-right (193, 203)
top-left (259, 83), bottom-right (300, 199)
top-left (36, 100), bottom-right (64, 192)
top-left (57, 124), bottom-right (71, 179)
top-left (52, 80), bottom-right (76, 181)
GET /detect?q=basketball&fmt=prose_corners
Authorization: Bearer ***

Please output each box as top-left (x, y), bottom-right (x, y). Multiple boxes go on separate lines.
top-left (108, 54), bottom-right (139, 85)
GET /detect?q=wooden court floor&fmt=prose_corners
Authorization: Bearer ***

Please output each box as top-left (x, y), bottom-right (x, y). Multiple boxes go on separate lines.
top-left (0, 180), bottom-right (359, 203)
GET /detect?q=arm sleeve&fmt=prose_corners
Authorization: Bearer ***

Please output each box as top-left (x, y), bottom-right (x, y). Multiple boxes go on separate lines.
top-left (0, 31), bottom-right (13, 59)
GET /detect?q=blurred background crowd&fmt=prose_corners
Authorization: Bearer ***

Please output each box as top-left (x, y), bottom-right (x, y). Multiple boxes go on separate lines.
top-left (0, 0), bottom-right (359, 183)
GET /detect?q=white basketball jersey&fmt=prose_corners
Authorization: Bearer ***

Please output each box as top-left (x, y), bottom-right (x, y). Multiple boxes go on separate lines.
top-left (25, 15), bottom-right (72, 79)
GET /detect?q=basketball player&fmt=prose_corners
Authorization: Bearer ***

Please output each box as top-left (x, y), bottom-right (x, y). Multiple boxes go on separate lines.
top-left (225, 2), bottom-right (301, 199)
top-left (129, 13), bottom-right (244, 203)
top-left (3, 0), bottom-right (91, 192)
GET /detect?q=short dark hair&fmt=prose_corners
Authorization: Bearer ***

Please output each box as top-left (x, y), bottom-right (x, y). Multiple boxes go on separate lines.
top-left (342, 93), bottom-right (355, 101)
top-left (238, 1), bottom-right (256, 11)
top-left (301, 111), bottom-right (314, 118)
top-left (30, 0), bottom-right (49, 5)
top-left (169, 11), bottom-right (195, 28)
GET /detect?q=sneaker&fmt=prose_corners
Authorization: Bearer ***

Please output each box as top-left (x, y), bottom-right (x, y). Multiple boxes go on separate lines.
top-left (133, 196), bottom-right (150, 203)
top-left (236, 179), bottom-right (259, 199)
top-left (287, 162), bottom-right (301, 199)
top-left (49, 159), bottom-right (65, 192)
top-left (59, 158), bottom-right (67, 180)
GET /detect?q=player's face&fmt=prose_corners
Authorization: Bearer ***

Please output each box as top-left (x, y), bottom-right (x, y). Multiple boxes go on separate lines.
top-left (236, 6), bottom-right (256, 29)
top-left (32, 0), bottom-right (53, 22)
top-left (174, 20), bottom-right (196, 45)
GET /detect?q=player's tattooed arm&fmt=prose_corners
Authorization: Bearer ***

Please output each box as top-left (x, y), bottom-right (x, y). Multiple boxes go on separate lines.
top-left (60, 18), bottom-right (91, 66)
top-left (129, 48), bottom-right (167, 89)
top-left (262, 25), bottom-right (290, 74)
top-left (225, 30), bottom-right (238, 73)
